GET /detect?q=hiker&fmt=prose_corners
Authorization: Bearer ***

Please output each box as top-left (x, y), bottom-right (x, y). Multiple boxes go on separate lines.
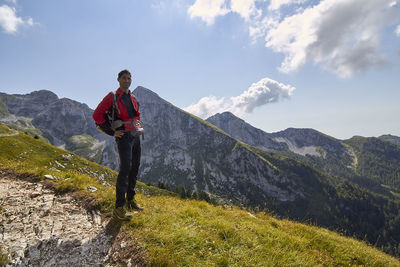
top-left (92, 69), bottom-right (143, 221)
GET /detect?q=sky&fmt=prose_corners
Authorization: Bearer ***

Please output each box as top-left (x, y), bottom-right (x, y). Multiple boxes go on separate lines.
top-left (0, 0), bottom-right (399, 140)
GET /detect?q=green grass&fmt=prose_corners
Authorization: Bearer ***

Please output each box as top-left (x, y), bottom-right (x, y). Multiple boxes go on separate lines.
top-left (0, 118), bottom-right (48, 142)
top-left (0, 123), bottom-right (11, 134)
top-left (0, 129), bottom-right (399, 266)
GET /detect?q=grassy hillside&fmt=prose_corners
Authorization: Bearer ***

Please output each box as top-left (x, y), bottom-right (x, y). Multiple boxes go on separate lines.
top-left (0, 124), bottom-right (399, 266)
top-left (241, 142), bottom-right (400, 257)
top-left (0, 123), bottom-right (11, 134)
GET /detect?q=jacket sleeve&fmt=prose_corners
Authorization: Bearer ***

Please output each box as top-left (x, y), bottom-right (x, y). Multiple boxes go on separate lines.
top-left (93, 93), bottom-right (114, 136)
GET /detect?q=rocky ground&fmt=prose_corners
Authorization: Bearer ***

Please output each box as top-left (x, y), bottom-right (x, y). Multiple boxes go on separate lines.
top-left (0, 170), bottom-right (147, 266)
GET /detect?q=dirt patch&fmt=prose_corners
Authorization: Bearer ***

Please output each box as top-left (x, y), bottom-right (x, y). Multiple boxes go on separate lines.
top-left (106, 227), bottom-right (148, 267)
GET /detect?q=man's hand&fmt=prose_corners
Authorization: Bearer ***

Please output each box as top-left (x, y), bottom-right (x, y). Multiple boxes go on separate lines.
top-left (114, 130), bottom-right (125, 138)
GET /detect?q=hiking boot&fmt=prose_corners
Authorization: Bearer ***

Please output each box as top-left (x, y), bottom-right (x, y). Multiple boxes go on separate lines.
top-left (113, 206), bottom-right (133, 221)
top-left (126, 199), bottom-right (144, 211)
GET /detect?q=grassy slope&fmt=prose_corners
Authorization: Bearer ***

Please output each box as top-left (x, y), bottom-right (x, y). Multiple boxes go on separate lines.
top-left (0, 125), bottom-right (399, 266)
top-left (0, 123), bottom-right (11, 134)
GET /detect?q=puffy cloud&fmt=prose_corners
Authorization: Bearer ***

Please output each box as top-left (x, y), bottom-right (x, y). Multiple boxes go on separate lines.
top-left (230, 0), bottom-right (259, 21)
top-left (266, 0), bottom-right (399, 78)
top-left (396, 25), bottom-right (400, 36)
top-left (185, 96), bottom-right (227, 119)
top-left (187, 0), bottom-right (229, 25)
top-left (184, 77), bottom-right (295, 119)
top-left (230, 78), bottom-right (295, 115)
top-left (0, 4), bottom-right (33, 34)
top-left (188, 0), bottom-right (261, 25)
top-left (186, 0), bottom-right (399, 77)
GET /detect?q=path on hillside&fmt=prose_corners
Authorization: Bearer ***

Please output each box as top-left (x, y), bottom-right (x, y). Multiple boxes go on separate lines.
top-left (0, 170), bottom-right (146, 266)
top-left (0, 129), bottom-right (19, 137)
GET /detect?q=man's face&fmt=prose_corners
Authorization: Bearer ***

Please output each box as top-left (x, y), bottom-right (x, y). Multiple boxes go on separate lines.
top-left (118, 73), bottom-right (132, 91)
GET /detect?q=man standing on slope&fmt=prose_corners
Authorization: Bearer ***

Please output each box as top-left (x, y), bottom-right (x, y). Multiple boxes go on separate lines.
top-left (93, 69), bottom-right (143, 221)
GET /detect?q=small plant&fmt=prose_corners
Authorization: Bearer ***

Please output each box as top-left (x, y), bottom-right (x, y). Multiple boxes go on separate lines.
top-left (0, 249), bottom-right (8, 265)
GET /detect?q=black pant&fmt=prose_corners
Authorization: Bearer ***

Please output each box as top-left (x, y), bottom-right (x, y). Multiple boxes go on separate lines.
top-left (115, 133), bottom-right (141, 208)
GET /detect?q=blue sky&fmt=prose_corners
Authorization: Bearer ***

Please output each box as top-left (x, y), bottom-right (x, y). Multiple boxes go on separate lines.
top-left (0, 0), bottom-right (399, 139)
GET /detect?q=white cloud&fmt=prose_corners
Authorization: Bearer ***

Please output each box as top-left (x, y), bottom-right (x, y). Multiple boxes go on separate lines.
top-left (185, 95), bottom-right (227, 119)
top-left (396, 25), bottom-right (400, 36)
top-left (249, 16), bottom-right (278, 43)
top-left (268, 0), bottom-right (306, 11)
top-left (184, 77), bottom-right (295, 119)
top-left (0, 4), bottom-right (33, 34)
top-left (266, 0), bottom-right (399, 78)
top-left (186, 0), bottom-right (400, 77)
top-left (230, 0), bottom-right (259, 21)
top-left (188, 0), bottom-right (261, 25)
top-left (187, 0), bottom-right (229, 25)
top-left (231, 78), bottom-right (295, 114)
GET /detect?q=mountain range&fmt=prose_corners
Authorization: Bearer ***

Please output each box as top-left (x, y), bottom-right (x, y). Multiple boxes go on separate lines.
top-left (1, 88), bottom-right (399, 256)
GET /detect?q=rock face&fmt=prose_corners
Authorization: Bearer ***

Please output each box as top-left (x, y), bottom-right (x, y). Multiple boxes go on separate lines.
top-left (270, 128), bottom-right (348, 157)
top-left (134, 87), bottom-right (303, 204)
top-left (0, 90), bottom-right (59, 117)
top-left (206, 112), bottom-right (286, 151)
top-left (32, 98), bottom-right (99, 146)
top-left (207, 112), bottom-right (349, 158)
top-left (0, 90), bottom-right (119, 170)
top-left (206, 112), bottom-right (357, 182)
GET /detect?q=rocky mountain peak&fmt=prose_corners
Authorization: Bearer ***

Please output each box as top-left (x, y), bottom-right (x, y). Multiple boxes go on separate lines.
top-left (25, 90), bottom-right (59, 102)
top-left (271, 128), bottom-right (334, 145)
top-left (0, 90), bottom-right (59, 118)
top-left (133, 86), bottom-right (166, 105)
top-left (206, 111), bottom-right (284, 151)
top-left (207, 111), bottom-right (244, 122)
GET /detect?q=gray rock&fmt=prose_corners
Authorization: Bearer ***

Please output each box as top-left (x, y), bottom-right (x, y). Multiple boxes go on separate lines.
top-left (87, 186), bottom-right (98, 193)
top-left (43, 174), bottom-right (54, 180)
top-left (0, 176), bottom-right (117, 266)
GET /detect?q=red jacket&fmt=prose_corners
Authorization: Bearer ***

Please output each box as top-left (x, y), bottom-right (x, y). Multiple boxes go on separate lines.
top-left (93, 88), bottom-right (141, 133)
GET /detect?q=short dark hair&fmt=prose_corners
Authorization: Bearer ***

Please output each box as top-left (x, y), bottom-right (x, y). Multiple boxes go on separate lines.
top-left (118, 69), bottom-right (131, 79)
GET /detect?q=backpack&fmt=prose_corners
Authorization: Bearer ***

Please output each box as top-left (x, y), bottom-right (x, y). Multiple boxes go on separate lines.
top-left (103, 91), bottom-right (121, 131)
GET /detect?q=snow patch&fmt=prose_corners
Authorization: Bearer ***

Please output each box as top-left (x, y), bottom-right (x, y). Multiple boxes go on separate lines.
top-left (273, 137), bottom-right (322, 157)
